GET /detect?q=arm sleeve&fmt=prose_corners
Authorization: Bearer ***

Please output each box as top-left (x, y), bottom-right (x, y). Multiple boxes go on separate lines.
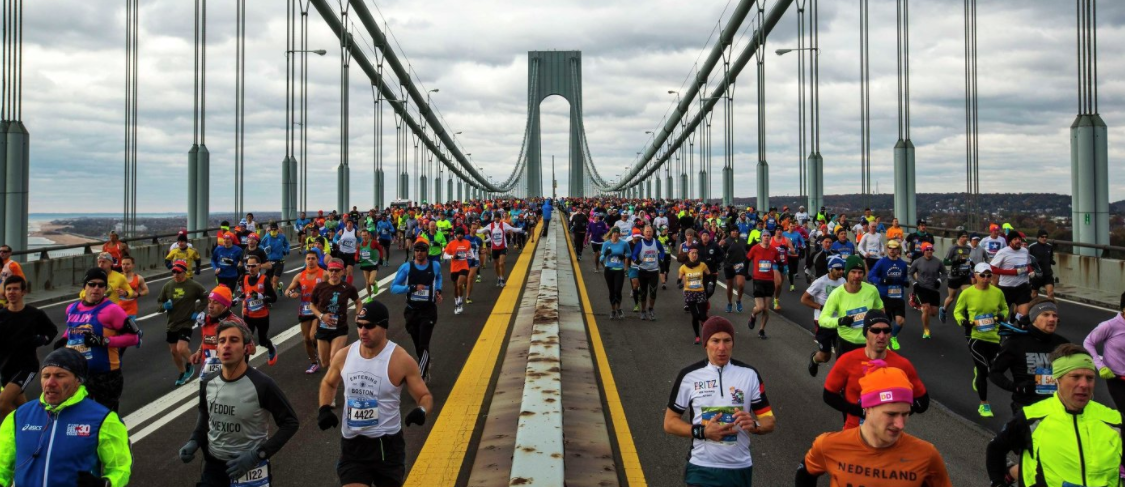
top-left (433, 262), bottom-right (443, 290)
top-left (0, 412), bottom-right (15, 486)
top-left (822, 388), bottom-right (863, 417)
top-left (988, 344), bottom-right (1017, 392)
top-left (986, 414), bottom-right (1029, 484)
top-left (254, 374), bottom-right (300, 459)
top-left (263, 278), bottom-right (278, 304)
top-left (101, 306), bottom-right (139, 348)
top-left (96, 412), bottom-right (133, 487)
top-left (1084, 322), bottom-right (1110, 370)
top-left (190, 380), bottom-right (211, 444)
top-left (390, 264), bottom-right (412, 295)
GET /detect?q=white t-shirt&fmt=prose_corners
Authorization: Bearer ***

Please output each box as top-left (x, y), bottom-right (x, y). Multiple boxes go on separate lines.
top-left (990, 246), bottom-right (1031, 288)
top-left (807, 274), bottom-right (845, 320)
top-left (980, 236), bottom-right (1007, 260)
top-left (857, 233), bottom-right (885, 259)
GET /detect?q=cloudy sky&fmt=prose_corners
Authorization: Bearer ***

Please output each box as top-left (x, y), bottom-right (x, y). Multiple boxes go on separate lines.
top-left (18, 0), bottom-right (1125, 213)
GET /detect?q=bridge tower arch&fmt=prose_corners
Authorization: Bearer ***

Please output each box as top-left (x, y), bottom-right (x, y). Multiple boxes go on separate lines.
top-left (526, 51), bottom-right (586, 198)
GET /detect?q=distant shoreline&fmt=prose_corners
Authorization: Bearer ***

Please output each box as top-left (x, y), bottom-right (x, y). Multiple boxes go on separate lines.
top-left (30, 222), bottom-right (99, 247)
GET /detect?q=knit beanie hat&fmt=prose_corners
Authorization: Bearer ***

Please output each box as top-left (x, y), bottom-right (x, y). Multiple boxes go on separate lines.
top-left (862, 309), bottom-right (892, 335)
top-left (42, 348), bottom-right (89, 383)
top-left (844, 255), bottom-right (865, 275)
top-left (701, 316), bottom-right (735, 344)
top-left (209, 285), bottom-right (233, 308)
top-left (859, 360), bottom-right (914, 408)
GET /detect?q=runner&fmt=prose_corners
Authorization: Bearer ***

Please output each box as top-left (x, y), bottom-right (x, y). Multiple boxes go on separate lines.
top-left (630, 225), bottom-right (665, 321)
top-left (189, 285), bottom-right (249, 382)
top-left (698, 230), bottom-right (723, 302)
top-left (157, 260), bottom-right (208, 387)
top-left (782, 221), bottom-right (806, 291)
top-left (745, 229), bottom-right (781, 339)
top-left (990, 232), bottom-right (1033, 322)
top-left (600, 227), bottom-right (630, 320)
top-left (316, 299), bottom-right (434, 487)
top-left (904, 219), bottom-right (934, 263)
top-left (720, 227), bottom-right (749, 313)
top-left (829, 228), bottom-right (856, 259)
top-left (1027, 229), bottom-right (1056, 299)
top-left (857, 221), bottom-right (884, 271)
top-left (377, 214), bottom-right (396, 265)
top-left (241, 255), bottom-right (279, 366)
top-left (985, 344), bottom-right (1121, 487)
top-left (117, 255), bottom-right (147, 320)
top-left (588, 213), bottom-right (609, 273)
top-left (0, 245), bottom-right (24, 308)
top-left (466, 221), bottom-right (484, 301)
top-left (285, 250), bottom-right (327, 374)
top-left (768, 229), bottom-right (796, 310)
top-left (211, 234), bottom-right (243, 292)
top-left (357, 229), bottom-right (386, 300)
top-left (0, 275), bottom-right (58, 420)
top-left (83, 252), bottom-right (135, 305)
top-left (868, 239), bottom-right (911, 349)
top-left (570, 206), bottom-right (589, 260)
top-left (260, 222), bottom-right (290, 293)
top-left (797, 361), bottom-right (951, 487)
top-left (62, 268), bottom-right (141, 412)
top-left (657, 225), bottom-right (676, 289)
top-left (817, 255), bottom-right (884, 357)
top-left (101, 231), bottom-right (129, 270)
top-left (443, 227), bottom-right (472, 315)
top-left (989, 297), bottom-right (1070, 415)
top-left (907, 242), bottom-right (945, 339)
top-left (311, 259), bottom-right (362, 383)
top-left (801, 256), bottom-right (846, 377)
top-left (390, 242), bottom-right (444, 382)
top-left (0, 348), bottom-right (132, 487)
top-left (478, 212), bottom-right (524, 287)
top-left (179, 321), bottom-right (299, 486)
top-left (940, 230), bottom-right (974, 323)
top-left (337, 218), bottom-right (361, 286)
top-left (166, 234), bottom-right (203, 277)
top-left (678, 246), bottom-right (709, 344)
top-left (664, 316), bottom-right (775, 486)
top-left (979, 223), bottom-right (1007, 262)
top-left (1082, 291), bottom-right (1125, 411)
top-left (822, 309), bottom-right (929, 429)
top-left (953, 262), bottom-right (1008, 418)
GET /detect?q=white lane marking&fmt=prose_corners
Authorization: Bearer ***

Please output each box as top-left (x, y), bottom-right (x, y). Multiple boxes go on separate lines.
top-left (126, 273), bottom-right (398, 440)
top-left (1055, 296), bottom-right (1118, 313)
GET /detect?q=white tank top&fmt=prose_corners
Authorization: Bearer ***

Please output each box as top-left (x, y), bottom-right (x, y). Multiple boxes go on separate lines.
top-left (338, 228), bottom-right (359, 254)
top-left (341, 341), bottom-right (403, 439)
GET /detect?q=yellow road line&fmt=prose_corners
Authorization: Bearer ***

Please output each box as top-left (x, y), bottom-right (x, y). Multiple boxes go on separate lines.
top-left (405, 222), bottom-right (542, 487)
top-left (563, 225), bottom-right (648, 486)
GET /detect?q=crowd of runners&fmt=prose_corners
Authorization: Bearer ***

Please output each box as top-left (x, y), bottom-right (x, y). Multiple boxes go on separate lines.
top-left (0, 195), bottom-right (1123, 486)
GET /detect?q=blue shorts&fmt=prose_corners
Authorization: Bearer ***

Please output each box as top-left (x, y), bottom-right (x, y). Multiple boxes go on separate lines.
top-left (684, 463), bottom-right (753, 487)
top-left (628, 267), bottom-right (640, 280)
top-left (468, 259), bottom-right (480, 268)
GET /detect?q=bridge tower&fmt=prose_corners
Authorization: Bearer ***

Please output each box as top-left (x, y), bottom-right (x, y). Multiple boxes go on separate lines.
top-left (526, 51), bottom-right (586, 198)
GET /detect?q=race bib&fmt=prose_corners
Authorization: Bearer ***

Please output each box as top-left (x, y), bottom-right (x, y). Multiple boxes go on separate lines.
top-left (700, 407), bottom-right (739, 444)
top-left (609, 256), bottom-right (622, 265)
top-left (887, 286), bottom-right (902, 299)
top-left (958, 263), bottom-right (972, 275)
top-left (1016, 265), bottom-right (1028, 276)
top-left (455, 251), bottom-right (467, 260)
top-left (232, 459), bottom-right (270, 487)
top-left (839, 249), bottom-right (852, 258)
top-left (732, 263), bottom-right (744, 272)
top-left (246, 298), bottom-right (265, 313)
top-left (492, 233), bottom-right (504, 246)
top-left (687, 276), bottom-right (703, 289)
top-left (67, 334), bottom-right (93, 361)
top-left (757, 260), bottom-right (772, 273)
top-left (643, 255), bottom-right (656, 263)
top-left (846, 307), bottom-right (869, 328)
top-left (347, 398), bottom-right (380, 428)
top-left (319, 314), bottom-right (338, 330)
top-left (221, 257), bottom-right (234, 266)
top-left (1035, 367), bottom-right (1057, 395)
top-left (299, 302), bottom-right (313, 317)
top-left (200, 350), bottom-right (222, 378)
top-left (360, 250), bottom-right (372, 261)
top-left (411, 287), bottom-right (431, 302)
top-left (973, 313), bottom-right (996, 333)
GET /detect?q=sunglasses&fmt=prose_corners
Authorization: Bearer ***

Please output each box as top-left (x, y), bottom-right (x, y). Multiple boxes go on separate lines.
top-left (86, 281), bottom-right (108, 289)
top-left (867, 327), bottom-right (893, 335)
top-left (977, 272), bottom-right (992, 278)
top-left (245, 264), bottom-right (259, 268)
top-left (0, 250), bottom-right (10, 254)
top-left (356, 321), bottom-right (384, 330)
top-left (172, 270), bottom-right (185, 275)
top-left (328, 269), bottom-right (343, 273)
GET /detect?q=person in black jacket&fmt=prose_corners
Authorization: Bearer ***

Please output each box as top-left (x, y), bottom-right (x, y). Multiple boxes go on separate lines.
top-left (697, 231), bottom-right (723, 299)
top-left (989, 297), bottom-right (1069, 415)
top-left (1027, 230), bottom-right (1056, 300)
top-left (805, 235), bottom-right (834, 282)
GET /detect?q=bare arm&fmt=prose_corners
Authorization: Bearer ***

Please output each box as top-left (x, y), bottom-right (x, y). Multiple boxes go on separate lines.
top-left (318, 346), bottom-right (349, 407)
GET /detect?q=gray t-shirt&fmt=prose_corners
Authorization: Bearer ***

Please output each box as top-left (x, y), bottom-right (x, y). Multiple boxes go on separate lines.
top-left (192, 367), bottom-right (299, 461)
top-left (908, 257), bottom-right (947, 291)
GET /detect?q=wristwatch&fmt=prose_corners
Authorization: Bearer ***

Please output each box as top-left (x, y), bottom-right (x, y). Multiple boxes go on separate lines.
top-left (257, 449), bottom-right (267, 460)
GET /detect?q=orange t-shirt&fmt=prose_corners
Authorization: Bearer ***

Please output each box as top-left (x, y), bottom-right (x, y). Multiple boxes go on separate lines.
top-left (444, 239), bottom-right (472, 273)
top-left (118, 274), bottom-right (141, 316)
top-left (887, 226), bottom-right (904, 241)
top-left (803, 427), bottom-right (951, 487)
top-left (823, 349), bottom-right (926, 429)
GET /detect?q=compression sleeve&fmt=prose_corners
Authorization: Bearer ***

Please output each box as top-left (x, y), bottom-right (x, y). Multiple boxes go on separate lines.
top-left (97, 411), bottom-right (132, 487)
top-left (251, 372), bottom-right (299, 459)
top-left (822, 388), bottom-right (863, 418)
top-left (389, 263), bottom-right (412, 295)
top-left (433, 261), bottom-right (443, 292)
top-left (190, 379), bottom-right (211, 445)
top-left (100, 305), bottom-right (139, 348)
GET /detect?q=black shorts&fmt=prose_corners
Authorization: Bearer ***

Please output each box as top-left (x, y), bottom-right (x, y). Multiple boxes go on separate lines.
top-left (165, 328), bottom-right (193, 344)
top-left (947, 276), bottom-right (970, 289)
top-left (339, 253), bottom-right (357, 268)
top-left (915, 287), bottom-right (941, 307)
top-left (1001, 283), bottom-right (1033, 306)
top-left (1, 358), bottom-right (38, 390)
top-left (814, 324), bottom-right (838, 354)
top-left (1031, 272), bottom-right (1055, 290)
top-left (379, 239), bottom-right (393, 253)
top-left (724, 266), bottom-right (747, 280)
top-left (592, 243), bottom-right (604, 254)
top-left (883, 298), bottom-right (907, 320)
top-left (491, 248), bottom-right (507, 259)
top-left (451, 269), bottom-right (468, 280)
top-left (337, 432), bottom-right (406, 487)
top-left (315, 326), bottom-right (349, 342)
top-left (752, 280), bottom-right (775, 298)
top-left (266, 260), bottom-right (285, 278)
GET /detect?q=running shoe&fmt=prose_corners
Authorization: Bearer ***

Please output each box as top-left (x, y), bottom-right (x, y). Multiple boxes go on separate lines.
top-left (648, 310), bottom-right (656, 321)
top-left (662, 283), bottom-right (667, 290)
top-left (185, 364), bottom-right (195, 379)
top-left (363, 295), bottom-right (375, 304)
top-left (267, 347), bottom-right (278, 366)
top-left (773, 299), bottom-right (781, 311)
top-left (758, 329), bottom-right (768, 339)
top-left (305, 362), bottom-right (321, 374)
top-left (174, 370), bottom-right (189, 387)
top-left (890, 336), bottom-right (901, 351)
top-left (454, 305), bottom-right (463, 315)
top-left (467, 298), bottom-right (473, 304)
top-left (807, 352), bottom-right (820, 377)
top-left (938, 307), bottom-right (947, 324)
top-left (736, 301), bottom-right (743, 313)
top-left (694, 337), bottom-right (701, 345)
top-left (789, 284), bottom-right (795, 292)
top-left (634, 303), bottom-right (641, 312)
top-left (747, 315), bottom-right (757, 330)
top-left (276, 283), bottom-right (284, 294)
top-left (922, 332), bottom-right (931, 339)
top-left (726, 303), bottom-right (733, 313)
top-left (978, 404), bottom-right (994, 418)
top-left (475, 275), bottom-right (482, 283)
top-left (639, 311), bottom-right (647, 321)
top-left (500, 279), bottom-right (506, 288)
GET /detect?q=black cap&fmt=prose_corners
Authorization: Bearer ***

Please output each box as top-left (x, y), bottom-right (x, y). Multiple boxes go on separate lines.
top-left (863, 309), bottom-right (893, 334)
top-left (957, 230), bottom-right (968, 238)
top-left (1037, 229), bottom-right (1049, 238)
top-left (357, 300), bottom-right (390, 329)
top-left (83, 268), bottom-right (108, 285)
top-left (454, 226), bottom-right (466, 235)
top-left (42, 348), bottom-right (88, 382)
top-left (917, 219), bottom-right (927, 225)
top-left (269, 222), bottom-right (279, 230)
top-left (177, 234), bottom-right (188, 242)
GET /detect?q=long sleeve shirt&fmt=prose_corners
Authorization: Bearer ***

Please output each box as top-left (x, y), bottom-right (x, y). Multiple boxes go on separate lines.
top-left (907, 256), bottom-right (946, 291)
top-left (191, 367), bottom-right (299, 461)
top-left (1084, 313), bottom-right (1125, 375)
top-left (211, 245), bottom-right (244, 279)
top-left (390, 261), bottom-right (444, 296)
